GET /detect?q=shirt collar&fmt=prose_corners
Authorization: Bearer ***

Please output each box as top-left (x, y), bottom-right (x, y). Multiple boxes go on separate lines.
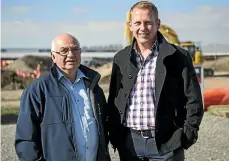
top-left (56, 67), bottom-right (87, 83)
top-left (133, 39), bottom-right (158, 56)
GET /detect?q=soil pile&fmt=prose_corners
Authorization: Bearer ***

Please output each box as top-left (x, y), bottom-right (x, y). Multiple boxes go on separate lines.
top-left (203, 56), bottom-right (229, 72)
top-left (2, 55), bottom-right (52, 90)
top-left (4, 55), bottom-right (52, 73)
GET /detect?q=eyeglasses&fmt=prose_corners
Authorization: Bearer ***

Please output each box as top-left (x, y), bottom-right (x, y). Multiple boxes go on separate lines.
top-left (52, 47), bottom-right (81, 56)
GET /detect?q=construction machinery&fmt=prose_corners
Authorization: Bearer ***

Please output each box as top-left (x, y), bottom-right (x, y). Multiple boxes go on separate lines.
top-left (159, 24), bottom-right (214, 76)
top-left (159, 24), bottom-right (202, 65)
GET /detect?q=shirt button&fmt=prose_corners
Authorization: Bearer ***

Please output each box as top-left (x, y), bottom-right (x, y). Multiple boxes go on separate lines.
top-left (141, 90), bottom-right (143, 93)
top-left (140, 115), bottom-right (143, 118)
top-left (140, 102), bottom-right (143, 105)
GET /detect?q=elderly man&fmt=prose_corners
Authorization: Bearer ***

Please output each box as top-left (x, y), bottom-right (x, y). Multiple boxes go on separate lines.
top-left (15, 33), bottom-right (110, 161)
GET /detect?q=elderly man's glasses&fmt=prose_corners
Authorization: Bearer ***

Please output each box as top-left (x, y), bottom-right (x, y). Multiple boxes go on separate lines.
top-left (52, 47), bottom-right (81, 56)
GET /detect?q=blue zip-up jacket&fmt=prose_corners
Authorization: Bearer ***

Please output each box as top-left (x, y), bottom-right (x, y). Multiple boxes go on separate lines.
top-left (15, 64), bottom-right (110, 161)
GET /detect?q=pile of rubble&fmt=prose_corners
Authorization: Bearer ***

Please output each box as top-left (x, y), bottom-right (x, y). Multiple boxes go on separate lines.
top-left (1, 55), bottom-right (52, 90)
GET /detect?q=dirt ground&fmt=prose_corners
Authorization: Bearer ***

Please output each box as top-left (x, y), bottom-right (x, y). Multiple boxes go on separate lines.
top-left (204, 77), bottom-right (229, 91)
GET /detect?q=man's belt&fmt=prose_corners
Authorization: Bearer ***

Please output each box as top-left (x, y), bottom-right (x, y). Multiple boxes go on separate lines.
top-left (130, 129), bottom-right (155, 138)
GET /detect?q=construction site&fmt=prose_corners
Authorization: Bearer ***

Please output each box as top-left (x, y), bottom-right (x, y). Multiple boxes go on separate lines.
top-left (1, 24), bottom-right (229, 161)
top-left (1, 22), bottom-right (229, 117)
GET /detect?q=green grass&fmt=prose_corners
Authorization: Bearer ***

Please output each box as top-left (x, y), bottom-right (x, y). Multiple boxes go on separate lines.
top-left (1, 105), bottom-right (20, 116)
top-left (1, 100), bottom-right (20, 116)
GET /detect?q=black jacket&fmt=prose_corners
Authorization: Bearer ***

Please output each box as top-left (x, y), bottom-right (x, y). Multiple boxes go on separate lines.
top-left (107, 32), bottom-right (204, 155)
top-left (15, 64), bottom-right (110, 160)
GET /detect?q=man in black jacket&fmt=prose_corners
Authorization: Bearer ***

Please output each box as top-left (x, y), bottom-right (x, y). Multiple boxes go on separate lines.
top-left (15, 33), bottom-right (110, 161)
top-left (107, 1), bottom-right (204, 161)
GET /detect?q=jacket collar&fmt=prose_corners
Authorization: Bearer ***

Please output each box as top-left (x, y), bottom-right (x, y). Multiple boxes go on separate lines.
top-left (51, 64), bottom-right (101, 89)
top-left (56, 67), bottom-right (88, 82)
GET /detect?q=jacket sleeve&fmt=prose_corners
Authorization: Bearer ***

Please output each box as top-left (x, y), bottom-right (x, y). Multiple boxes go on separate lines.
top-left (98, 87), bottom-right (109, 146)
top-left (97, 87), bottom-right (111, 160)
top-left (107, 57), bottom-right (123, 149)
top-left (15, 87), bottom-right (44, 160)
top-left (182, 54), bottom-right (204, 149)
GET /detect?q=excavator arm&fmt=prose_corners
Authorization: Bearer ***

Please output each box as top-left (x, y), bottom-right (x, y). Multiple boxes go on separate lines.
top-left (159, 24), bottom-right (180, 45)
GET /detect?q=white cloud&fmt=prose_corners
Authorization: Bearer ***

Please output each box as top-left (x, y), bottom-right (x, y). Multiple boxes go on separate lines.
top-left (1, 6), bottom-right (229, 48)
top-left (1, 20), bottom-right (125, 48)
top-left (160, 6), bottom-right (229, 45)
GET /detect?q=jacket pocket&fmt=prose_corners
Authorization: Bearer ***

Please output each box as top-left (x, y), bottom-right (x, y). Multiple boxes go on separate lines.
top-left (173, 107), bottom-right (185, 129)
top-left (162, 128), bottom-right (183, 153)
top-left (182, 125), bottom-right (198, 149)
top-left (41, 96), bottom-right (68, 126)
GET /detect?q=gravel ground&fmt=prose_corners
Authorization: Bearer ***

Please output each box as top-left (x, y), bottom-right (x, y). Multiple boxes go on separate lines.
top-left (1, 112), bottom-right (229, 161)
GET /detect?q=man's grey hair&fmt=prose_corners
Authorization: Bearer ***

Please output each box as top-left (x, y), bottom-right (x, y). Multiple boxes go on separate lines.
top-left (51, 33), bottom-right (80, 52)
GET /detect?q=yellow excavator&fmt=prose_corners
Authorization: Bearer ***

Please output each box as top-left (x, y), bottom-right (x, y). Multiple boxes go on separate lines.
top-left (158, 24), bottom-right (213, 76)
top-left (159, 24), bottom-right (203, 65)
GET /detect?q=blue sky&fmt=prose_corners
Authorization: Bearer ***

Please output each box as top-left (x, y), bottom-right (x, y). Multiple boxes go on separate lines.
top-left (2, 0), bottom-right (229, 48)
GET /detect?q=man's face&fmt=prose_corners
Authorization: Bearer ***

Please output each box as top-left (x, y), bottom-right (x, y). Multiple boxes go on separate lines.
top-left (129, 8), bottom-right (160, 45)
top-left (51, 36), bottom-right (81, 73)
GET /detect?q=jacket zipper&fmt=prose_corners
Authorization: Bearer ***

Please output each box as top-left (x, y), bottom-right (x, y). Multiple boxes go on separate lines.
top-left (88, 88), bottom-right (101, 136)
top-left (59, 82), bottom-right (77, 157)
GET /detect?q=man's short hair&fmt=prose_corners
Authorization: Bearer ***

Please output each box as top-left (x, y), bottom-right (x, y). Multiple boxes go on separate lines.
top-left (130, 1), bottom-right (158, 18)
